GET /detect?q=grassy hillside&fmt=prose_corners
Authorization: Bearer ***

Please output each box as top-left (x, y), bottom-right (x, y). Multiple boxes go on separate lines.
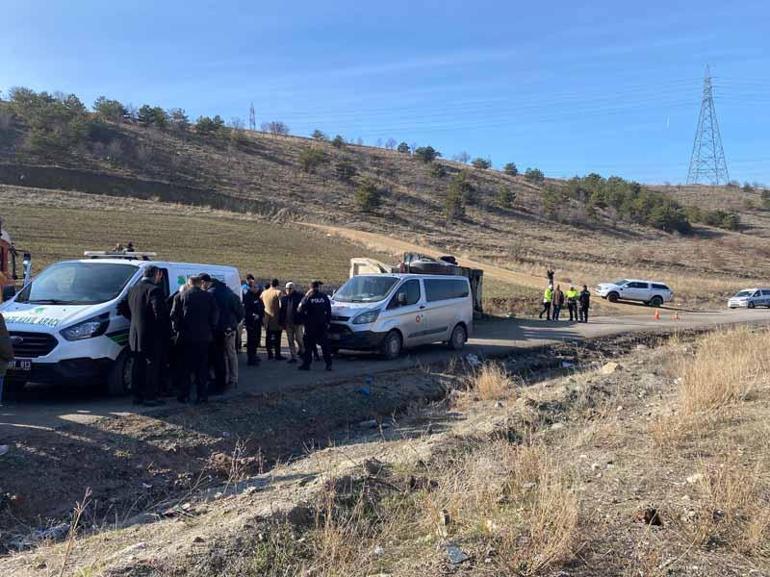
top-left (2, 89), bottom-right (770, 307)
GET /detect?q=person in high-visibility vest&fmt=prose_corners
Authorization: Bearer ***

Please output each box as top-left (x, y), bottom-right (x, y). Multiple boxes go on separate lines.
top-left (565, 285), bottom-right (579, 321)
top-left (539, 284), bottom-right (553, 320)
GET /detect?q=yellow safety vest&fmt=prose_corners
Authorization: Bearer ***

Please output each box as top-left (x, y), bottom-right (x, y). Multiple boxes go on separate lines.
top-left (543, 287), bottom-right (553, 303)
top-left (566, 289), bottom-right (578, 300)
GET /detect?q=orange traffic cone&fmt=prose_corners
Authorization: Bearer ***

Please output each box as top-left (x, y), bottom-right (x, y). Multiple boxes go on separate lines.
top-left (653, 309), bottom-right (660, 320)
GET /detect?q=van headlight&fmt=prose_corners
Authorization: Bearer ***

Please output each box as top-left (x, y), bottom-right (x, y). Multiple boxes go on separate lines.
top-left (352, 309), bottom-right (381, 325)
top-left (60, 314), bottom-right (109, 341)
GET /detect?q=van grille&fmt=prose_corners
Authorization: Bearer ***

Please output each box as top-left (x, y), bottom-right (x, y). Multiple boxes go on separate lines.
top-left (8, 331), bottom-right (58, 358)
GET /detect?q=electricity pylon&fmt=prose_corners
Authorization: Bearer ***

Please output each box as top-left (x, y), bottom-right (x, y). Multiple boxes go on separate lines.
top-left (686, 66), bottom-right (729, 185)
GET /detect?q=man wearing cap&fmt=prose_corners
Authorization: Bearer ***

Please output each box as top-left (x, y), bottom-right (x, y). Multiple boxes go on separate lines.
top-left (243, 274), bottom-right (264, 366)
top-left (279, 282), bottom-right (305, 364)
top-left (171, 275), bottom-right (219, 403)
top-left (297, 280), bottom-right (332, 371)
top-left (124, 265), bottom-right (170, 406)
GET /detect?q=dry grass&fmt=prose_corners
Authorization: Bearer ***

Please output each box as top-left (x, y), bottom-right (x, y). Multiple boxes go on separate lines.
top-left (677, 327), bottom-right (770, 414)
top-left (468, 362), bottom-right (516, 400)
top-left (419, 441), bottom-right (578, 575)
top-left (690, 452), bottom-right (770, 557)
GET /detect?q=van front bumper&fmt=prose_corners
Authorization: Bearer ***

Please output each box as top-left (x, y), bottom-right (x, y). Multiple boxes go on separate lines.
top-left (327, 324), bottom-right (386, 350)
top-left (6, 357), bottom-right (114, 385)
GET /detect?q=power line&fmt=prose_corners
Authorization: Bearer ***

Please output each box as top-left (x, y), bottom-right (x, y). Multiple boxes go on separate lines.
top-left (686, 66), bottom-right (730, 185)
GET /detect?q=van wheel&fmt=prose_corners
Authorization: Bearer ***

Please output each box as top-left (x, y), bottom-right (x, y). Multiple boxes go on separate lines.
top-left (650, 296), bottom-right (664, 307)
top-left (448, 324), bottom-right (467, 351)
top-left (107, 349), bottom-right (133, 396)
top-left (748, 301), bottom-right (756, 309)
top-left (607, 292), bottom-right (619, 303)
top-left (381, 330), bottom-right (402, 360)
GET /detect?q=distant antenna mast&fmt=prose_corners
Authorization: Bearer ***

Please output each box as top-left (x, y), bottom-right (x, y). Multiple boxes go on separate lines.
top-left (686, 66), bottom-right (729, 185)
top-left (249, 102), bottom-right (256, 131)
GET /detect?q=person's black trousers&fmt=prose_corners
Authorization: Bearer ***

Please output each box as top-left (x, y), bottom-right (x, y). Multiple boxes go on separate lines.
top-left (552, 304), bottom-right (562, 321)
top-left (266, 329), bottom-right (282, 359)
top-left (131, 347), bottom-right (161, 403)
top-left (246, 324), bottom-right (261, 364)
top-left (539, 302), bottom-right (551, 320)
top-left (210, 331), bottom-right (228, 391)
top-left (301, 330), bottom-right (332, 368)
top-left (568, 303), bottom-right (577, 321)
top-left (580, 306), bottom-right (589, 323)
top-left (182, 341), bottom-right (211, 401)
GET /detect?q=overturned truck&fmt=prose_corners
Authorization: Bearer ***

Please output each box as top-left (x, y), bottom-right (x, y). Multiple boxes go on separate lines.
top-left (350, 253), bottom-right (484, 319)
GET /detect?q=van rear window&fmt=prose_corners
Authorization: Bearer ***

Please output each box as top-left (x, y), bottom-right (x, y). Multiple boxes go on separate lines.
top-left (652, 284), bottom-right (670, 290)
top-left (424, 279), bottom-right (469, 302)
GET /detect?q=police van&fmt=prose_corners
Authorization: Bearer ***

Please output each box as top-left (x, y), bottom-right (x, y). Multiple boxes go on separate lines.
top-left (0, 252), bottom-right (240, 395)
top-left (329, 273), bottom-right (474, 359)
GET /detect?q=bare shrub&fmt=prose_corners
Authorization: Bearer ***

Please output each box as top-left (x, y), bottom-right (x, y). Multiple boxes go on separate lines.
top-left (468, 362), bottom-right (514, 400)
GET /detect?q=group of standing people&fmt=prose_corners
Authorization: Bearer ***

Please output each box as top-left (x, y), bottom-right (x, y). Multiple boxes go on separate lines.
top-left (123, 267), bottom-right (334, 406)
top-left (242, 277), bottom-right (333, 371)
top-left (539, 282), bottom-right (591, 323)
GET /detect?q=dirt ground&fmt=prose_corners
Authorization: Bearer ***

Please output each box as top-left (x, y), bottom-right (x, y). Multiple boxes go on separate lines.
top-left (7, 326), bottom-right (767, 577)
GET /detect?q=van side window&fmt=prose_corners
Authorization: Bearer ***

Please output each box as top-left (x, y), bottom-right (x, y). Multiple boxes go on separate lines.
top-left (762, 290), bottom-right (770, 296)
top-left (425, 279), bottom-right (470, 302)
top-left (628, 282), bottom-right (649, 289)
top-left (388, 279), bottom-right (421, 309)
top-left (652, 283), bottom-right (669, 290)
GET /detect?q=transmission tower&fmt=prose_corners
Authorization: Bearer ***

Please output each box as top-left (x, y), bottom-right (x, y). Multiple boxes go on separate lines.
top-left (686, 66), bottom-right (729, 185)
top-left (249, 102), bottom-right (256, 131)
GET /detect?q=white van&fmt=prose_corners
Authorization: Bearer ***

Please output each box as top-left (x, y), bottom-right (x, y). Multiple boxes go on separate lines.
top-left (727, 288), bottom-right (770, 309)
top-left (329, 274), bottom-right (473, 359)
top-left (0, 253), bottom-right (240, 395)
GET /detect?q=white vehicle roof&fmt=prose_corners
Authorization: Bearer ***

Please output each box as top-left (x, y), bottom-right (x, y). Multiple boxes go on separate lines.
top-left (352, 273), bottom-right (469, 281)
top-left (609, 279), bottom-right (670, 285)
top-left (70, 258), bottom-right (237, 271)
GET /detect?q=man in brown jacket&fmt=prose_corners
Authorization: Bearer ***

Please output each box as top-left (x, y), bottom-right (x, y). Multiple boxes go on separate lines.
top-left (1, 312), bottom-right (15, 406)
top-left (261, 279), bottom-right (285, 360)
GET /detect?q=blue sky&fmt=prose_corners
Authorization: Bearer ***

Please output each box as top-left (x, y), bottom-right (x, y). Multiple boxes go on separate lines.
top-left (2, 0), bottom-right (769, 184)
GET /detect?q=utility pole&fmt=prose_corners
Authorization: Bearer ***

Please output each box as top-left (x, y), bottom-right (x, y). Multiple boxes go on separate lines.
top-left (686, 66), bottom-right (729, 185)
top-left (249, 102), bottom-right (256, 131)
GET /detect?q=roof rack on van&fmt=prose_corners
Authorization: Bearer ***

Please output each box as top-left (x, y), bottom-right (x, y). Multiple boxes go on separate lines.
top-left (83, 251), bottom-right (157, 261)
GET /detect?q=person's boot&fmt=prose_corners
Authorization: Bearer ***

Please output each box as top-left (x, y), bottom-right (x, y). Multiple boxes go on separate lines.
top-left (298, 364), bottom-right (310, 371)
top-left (325, 363), bottom-right (333, 372)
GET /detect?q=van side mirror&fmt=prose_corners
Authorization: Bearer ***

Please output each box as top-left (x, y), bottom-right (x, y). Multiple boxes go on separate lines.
top-left (397, 292), bottom-right (407, 306)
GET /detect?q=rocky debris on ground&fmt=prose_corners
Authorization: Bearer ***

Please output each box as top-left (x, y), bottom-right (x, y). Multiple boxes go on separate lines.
top-left (600, 361), bottom-right (623, 375)
top-left (363, 458), bottom-right (385, 476)
top-left (445, 542), bottom-right (471, 565)
top-left (635, 507), bottom-right (663, 526)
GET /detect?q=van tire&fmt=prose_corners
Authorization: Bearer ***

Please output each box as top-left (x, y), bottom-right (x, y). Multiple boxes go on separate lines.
top-left (107, 349), bottom-right (133, 396)
top-left (448, 324), bottom-right (467, 351)
top-left (607, 292), bottom-right (619, 303)
top-left (748, 301), bottom-right (756, 309)
top-left (650, 295), bottom-right (664, 307)
top-left (381, 330), bottom-right (402, 360)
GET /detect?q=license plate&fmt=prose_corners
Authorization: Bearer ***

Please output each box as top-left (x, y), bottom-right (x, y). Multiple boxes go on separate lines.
top-left (9, 359), bottom-right (32, 372)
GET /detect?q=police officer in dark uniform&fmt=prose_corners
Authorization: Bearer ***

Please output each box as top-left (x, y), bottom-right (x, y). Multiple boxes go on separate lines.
top-left (297, 280), bottom-right (332, 371)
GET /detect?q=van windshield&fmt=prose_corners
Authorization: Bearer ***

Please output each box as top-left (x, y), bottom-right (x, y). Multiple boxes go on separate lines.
top-left (734, 290), bottom-right (753, 297)
top-left (16, 262), bottom-right (138, 305)
top-left (612, 279), bottom-right (628, 286)
top-left (333, 276), bottom-right (399, 303)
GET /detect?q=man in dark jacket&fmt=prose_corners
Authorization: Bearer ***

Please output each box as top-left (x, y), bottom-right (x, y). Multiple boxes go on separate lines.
top-left (297, 280), bottom-right (332, 371)
top-left (579, 285), bottom-right (591, 323)
top-left (171, 276), bottom-right (219, 403)
top-left (242, 274), bottom-right (264, 366)
top-left (279, 282), bottom-right (305, 364)
top-left (202, 274), bottom-right (244, 392)
top-left (124, 265), bottom-right (169, 406)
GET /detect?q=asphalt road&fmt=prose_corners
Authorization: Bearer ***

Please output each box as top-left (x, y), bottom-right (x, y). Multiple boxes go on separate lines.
top-left (2, 308), bottom-right (769, 435)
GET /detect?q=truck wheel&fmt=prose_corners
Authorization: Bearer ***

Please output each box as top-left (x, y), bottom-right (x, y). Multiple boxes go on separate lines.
top-left (380, 330), bottom-right (402, 360)
top-left (608, 292), bottom-right (619, 303)
top-left (106, 349), bottom-right (133, 396)
top-left (448, 324), bottom-right (467, 351)
top-left (650, 296), bottom-right (664, 307)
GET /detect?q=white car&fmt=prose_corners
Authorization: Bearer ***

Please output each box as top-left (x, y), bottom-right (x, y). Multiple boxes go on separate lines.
top-left (596, 279), bottom-right (673, 307)
top-left (329, 273), bottom-right (473, 359)
top-left (727, 288), bottom-right (770, 309)
top-left (0, 253), bottom-right (241, 395)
